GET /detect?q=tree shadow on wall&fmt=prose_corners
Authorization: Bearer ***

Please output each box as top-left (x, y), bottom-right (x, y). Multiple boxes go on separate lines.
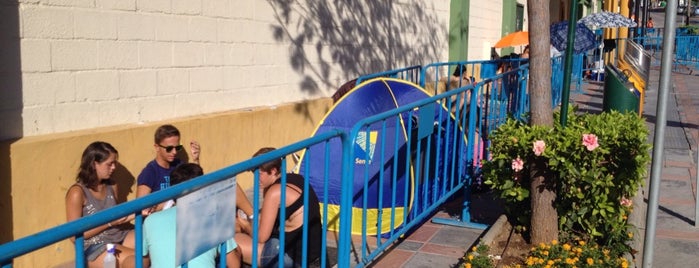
top-left (267, 0), bottom-right (446, 123)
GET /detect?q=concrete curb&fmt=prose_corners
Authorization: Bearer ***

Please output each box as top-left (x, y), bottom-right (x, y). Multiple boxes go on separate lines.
top-left (480, 214), bottom-right (509, 247)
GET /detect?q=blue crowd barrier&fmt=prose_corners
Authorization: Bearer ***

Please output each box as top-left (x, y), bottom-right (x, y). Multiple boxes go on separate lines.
top-left (1, 55), bottom-right (580, 267)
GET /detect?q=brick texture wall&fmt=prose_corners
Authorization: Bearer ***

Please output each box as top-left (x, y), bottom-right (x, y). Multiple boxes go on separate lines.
top-left (0, 0), bottom-right (451, 140)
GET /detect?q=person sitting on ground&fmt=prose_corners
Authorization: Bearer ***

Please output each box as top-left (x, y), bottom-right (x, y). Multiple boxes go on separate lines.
top-left (235, 147), bottom-right (323, 268)
top-left (142, 163), bottom-right (242, 268)
top-left (136, 124), bottom-right (200, 215)
top-left (135, 124), bottom-right (255, 218)
top-left (331, 78), bottom-right (358, 104)
top-left (65, 141), bottom-right (136, 267)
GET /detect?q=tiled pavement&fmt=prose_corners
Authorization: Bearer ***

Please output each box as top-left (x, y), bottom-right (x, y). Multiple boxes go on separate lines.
top-left (369, 65), bottom-right (699, 267)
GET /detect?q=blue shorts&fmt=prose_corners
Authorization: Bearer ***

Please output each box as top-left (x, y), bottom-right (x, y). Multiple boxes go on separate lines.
top-left (85, 243), bottom-right (106, 261)
top-left (260, 238), bottom-right (295, 268)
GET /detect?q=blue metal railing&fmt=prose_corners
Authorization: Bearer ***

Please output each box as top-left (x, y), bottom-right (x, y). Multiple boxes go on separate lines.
top-left (355, 65), bottom-right (423, 85)
top-left (338, 79), bottom-right (482, 267)
top-left (1, 55), bottom-right (581, 267)
top-left (0, 130), bottom-right (345, 268)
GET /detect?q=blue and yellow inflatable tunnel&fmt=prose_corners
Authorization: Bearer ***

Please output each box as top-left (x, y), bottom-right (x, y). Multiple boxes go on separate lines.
top-left (295, 78), bottom-right (469, 236)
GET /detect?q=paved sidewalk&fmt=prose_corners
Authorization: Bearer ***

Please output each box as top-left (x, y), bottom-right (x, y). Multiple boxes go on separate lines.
top-left (637, 66), bottom-right (699, 267)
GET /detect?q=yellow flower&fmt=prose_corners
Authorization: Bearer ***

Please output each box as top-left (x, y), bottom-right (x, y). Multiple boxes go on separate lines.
top-left (551, 239), bottom-right (558, 245)
top-left (578, 240), bottom-right (585, 246)
top-left (543, 250), bottom-right (549, 256)
top-left (565, 258), bottom-right (575, 264)
top-left (628, 232), bottom-right (634, 238)
top-left (468, 254), bottom-right (474, 261)
top-left (621, 260), bottom-right (629, 268)
top-left (472, 246), bottom-right (477, 251)
top-left (526, 257), bottom-right (535, 266)
top-left (563, 243), bottom-right (572, 251)
top-left (465, 263), bottom-right (471, 268)
top-left (539, 242), bottom-right (547, 249)
top-left (587, 258), bottom-right (594, 265)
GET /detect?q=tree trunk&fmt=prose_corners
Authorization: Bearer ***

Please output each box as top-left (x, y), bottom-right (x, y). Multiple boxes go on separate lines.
top-left (526, 0), bottom-right (558, 244)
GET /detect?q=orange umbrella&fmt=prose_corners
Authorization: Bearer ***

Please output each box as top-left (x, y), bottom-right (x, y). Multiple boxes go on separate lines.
top-left (493, 31), bottom-right (529, 48)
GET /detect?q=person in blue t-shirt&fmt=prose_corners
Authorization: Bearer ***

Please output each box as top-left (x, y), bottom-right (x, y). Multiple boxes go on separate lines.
top-left (136, 124), bottom-right (201, 215)
top-left (142, 163), bottom-right (241, 268)
top-left (136, 124), bottom-right (255, 217)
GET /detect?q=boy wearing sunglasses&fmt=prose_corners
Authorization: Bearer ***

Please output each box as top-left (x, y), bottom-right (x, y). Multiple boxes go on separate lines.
top-left (136, 124), bottom-right (201, 214)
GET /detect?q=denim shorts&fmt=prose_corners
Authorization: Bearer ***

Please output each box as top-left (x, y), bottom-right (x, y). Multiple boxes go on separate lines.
top-left (260, 238), bottom-right (295, 268)
top-left (84, 243), bottom-right (106, 261)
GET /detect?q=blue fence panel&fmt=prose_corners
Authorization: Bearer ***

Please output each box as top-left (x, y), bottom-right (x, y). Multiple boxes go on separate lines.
top-left (338, 79), bottom-right (483, 267)
top-left (2, 56), bottom-right (589, 268)
top-left (674, 35), bottom-right (699, 70)
top-left (355, 65), bottom-right (423, 85)
top-left (0, 130), bottom-right (345, 268)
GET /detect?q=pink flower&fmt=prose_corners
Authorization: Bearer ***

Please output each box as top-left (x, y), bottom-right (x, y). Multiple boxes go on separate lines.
top-left (532, 140), bottom-right (546, 156)
top-left (582, 134), bottom-right (599, 151)
top-left (512, 157), bottom-right (524, 172)
top-left (620, 197), bottom-right (632, 207)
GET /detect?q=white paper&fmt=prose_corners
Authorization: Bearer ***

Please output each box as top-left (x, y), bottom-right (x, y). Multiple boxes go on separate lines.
top-left (175, 177), bottom-right (236, 266)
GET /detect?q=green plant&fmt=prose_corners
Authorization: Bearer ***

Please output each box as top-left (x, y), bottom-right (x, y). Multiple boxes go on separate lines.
top-left (482, 109), bottom-right (651, 251)
top-left (462, 244), bottom-right (495, 268)
top-left (678, 25), bottom-right (699, 35)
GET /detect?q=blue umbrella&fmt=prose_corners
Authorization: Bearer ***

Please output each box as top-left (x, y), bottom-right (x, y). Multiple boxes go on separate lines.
top-left (550, 21), bottom-right (598, 54)
top-left (579, 11), bottom-right (637, 29)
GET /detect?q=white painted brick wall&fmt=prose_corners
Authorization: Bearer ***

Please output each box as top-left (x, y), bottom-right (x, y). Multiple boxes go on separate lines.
top-left (48, 0), bottom-right (94, 8)
top-left (469, 1), bottom-right (505, 60)
top-left (138, 42), bottom-right (172, 68)
top-left (4, 0), bottom-right (454, 140)
top-left (51, 40), bottom-right (99, 71)
top-left (137, 0), bottom-right (171, 14)
top-left (172, 42), bottom-right (205, 67)
top-left (189, 67), bottom-right (223, 92)
top-left (20, 39), bottom-right (51, 72)
top-left (155, 15), bottom-right (189, 41)
top-left (22, 72), bottom-right (74, 106)
top-left (157, 68), bottom-right (189, 94)
top-left (99, 41), bottom-right (139, 69)
top-left (188, 17), bottom-right (217, 42)
top-left (74, 10), bottom-right (117, 40)
top-left (172, 0), bottom-right (202, 15)
top-left (75, 71), bottom-right (119, 101)
top-left (117, 13), bottom-right (156, 40)
top-left (21, 6), bottom-right (73, 39)
top-left (96, 0), bottom-right (137, 11)
top-left (98, 99), bottom-right (141, 125)
top-left (119, 70), bottom-right (157, 98)
top-left (202, 0), bottom-right (230, 19)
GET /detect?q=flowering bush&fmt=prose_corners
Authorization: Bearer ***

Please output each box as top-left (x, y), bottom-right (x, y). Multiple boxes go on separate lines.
top-left (482, 109), bottom-right (650, 251)
top-left (522, 239), bottom-right (630, 268)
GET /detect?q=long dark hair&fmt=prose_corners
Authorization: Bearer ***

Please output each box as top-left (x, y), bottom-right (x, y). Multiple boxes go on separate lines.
top-left (77, 141), bottom-right (118, 190)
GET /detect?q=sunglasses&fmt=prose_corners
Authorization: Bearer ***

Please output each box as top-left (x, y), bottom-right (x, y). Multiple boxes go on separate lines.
top-left (158, 144), bottom-right (184, 153)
